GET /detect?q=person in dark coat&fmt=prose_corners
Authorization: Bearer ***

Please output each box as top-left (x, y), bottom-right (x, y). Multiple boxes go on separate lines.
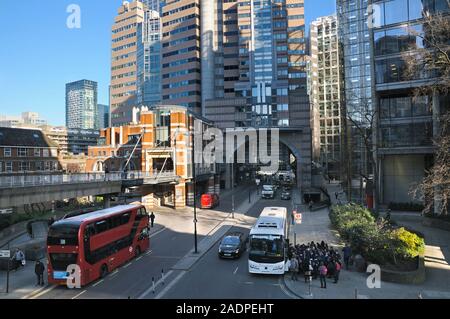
top-left (150, 212), bottom-right (155, 228)
top-left (342, 244), bottom-right (352, 270)
top-left (35, 260), bottom-right (45, 286)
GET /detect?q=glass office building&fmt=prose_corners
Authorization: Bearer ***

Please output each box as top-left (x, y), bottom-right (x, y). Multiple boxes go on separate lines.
top-left (337, 0), bottom-right (373, 202)
top-left (66, 80), bottom-right (98, 130)
top-left (371, 0), bottom-right (449, 205)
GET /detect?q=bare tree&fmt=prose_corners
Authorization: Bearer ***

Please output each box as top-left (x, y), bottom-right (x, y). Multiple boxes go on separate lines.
top-left (402, 6), bottom-right (450, 215)
top-left (344, 96), bottom-right (379, 212)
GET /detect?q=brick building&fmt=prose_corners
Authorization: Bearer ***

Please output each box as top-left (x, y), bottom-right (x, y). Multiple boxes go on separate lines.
top-left (86, 105), bottom-right (219, 208)
top-left (0, 127), bottom-right (60, 175)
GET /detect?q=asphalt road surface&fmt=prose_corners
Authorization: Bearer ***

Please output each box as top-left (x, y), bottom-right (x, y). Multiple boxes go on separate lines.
top-left (160, 196), bottom-right (296, 299)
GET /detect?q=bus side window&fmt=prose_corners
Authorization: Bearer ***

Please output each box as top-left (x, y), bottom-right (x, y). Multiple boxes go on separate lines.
top-left (136, 207), bottom-right (147, 220)
top-left (121, 213), bottom-right (130, 225)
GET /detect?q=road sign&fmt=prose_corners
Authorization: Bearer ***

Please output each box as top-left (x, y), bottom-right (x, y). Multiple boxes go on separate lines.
top-left (0, 250), bottom-right (10, 258)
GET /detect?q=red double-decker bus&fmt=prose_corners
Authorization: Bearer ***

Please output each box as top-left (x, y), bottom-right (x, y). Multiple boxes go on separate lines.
top-left (47, 204), bottom-right (150, 286)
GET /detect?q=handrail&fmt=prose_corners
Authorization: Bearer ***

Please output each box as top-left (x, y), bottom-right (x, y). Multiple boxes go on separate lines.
top-left (0, 170), bottom-right (177, 189)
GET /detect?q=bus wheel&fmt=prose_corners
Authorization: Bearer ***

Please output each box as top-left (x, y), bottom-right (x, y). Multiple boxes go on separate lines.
top-left (135, 246), bottom-right (141, 257)
top-left (100, 264), bottom-right (108, 278)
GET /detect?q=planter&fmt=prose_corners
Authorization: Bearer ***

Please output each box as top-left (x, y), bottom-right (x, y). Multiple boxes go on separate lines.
top-left (422, 217), bottom-right (450, 231)
top-left (377, 253), bottom-right (426, 285)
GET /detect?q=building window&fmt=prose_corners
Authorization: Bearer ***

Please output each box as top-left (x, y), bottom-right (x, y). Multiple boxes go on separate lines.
top-left (6, 162), bottom-right (12, 172)
top-left (36, 161), bottom-right (43, 171)
top-left (45, 161), bottom-right (51, 171)
top-left (0, 161), bottom-right (2, 172)
top-left (43, 149), bottom-right (49, 157)
top-left (4, 148), bottom-right (11, 157)
top-left (34, 149), bottom-right (40, 157)
top-left (18, 148), bottom-right (27, 157)
top-left (18, 161), bottom-right (29, 171)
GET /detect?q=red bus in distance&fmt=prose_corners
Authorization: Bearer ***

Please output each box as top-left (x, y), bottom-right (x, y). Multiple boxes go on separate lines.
top-left (47, 204), bottom-right (150, 286)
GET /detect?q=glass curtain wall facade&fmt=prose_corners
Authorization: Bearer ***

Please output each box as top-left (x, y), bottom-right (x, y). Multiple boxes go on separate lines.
top-left (65, 80), bottom-right (98, 130)
top-left (137, 8), bottom-right (162, 106)
top-left (337, 0), bottom-right (373, 203)
top-left (371, 0), bottom-right (450, 204)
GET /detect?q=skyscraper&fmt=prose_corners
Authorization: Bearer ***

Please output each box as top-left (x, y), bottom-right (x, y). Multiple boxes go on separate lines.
top-left (309, 15), bottom-right (344, 180)
top-left (337, 0), bottom-right (374, 202)
top-left (65, 80), bottom-right (98, 130)
top-left (97, 104), bottom-right (110, 129)
top-left (160, 0), bottom-right (202, 113)
top-left (110, 1), bottom-right (146, 126)
top-left (203, 0), bottom-right (313, 192)
top-left (137, 7), bottom-right (162, 106)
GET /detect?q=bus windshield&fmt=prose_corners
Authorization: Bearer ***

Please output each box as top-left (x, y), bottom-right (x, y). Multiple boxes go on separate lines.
top-left (249, 234), bottom-right (284, 258)
top-left (47, 224), bottom-right (79, 246)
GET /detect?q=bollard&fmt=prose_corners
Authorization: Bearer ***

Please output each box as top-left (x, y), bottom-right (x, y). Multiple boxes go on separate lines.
top-left (152, 276), bottom-right (155, 294)
top-left (161, 269), bottom-right (165, 285)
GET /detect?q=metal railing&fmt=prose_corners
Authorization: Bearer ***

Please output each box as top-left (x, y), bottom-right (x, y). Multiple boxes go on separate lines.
top-left (0, 170), bottom-right (176, 189)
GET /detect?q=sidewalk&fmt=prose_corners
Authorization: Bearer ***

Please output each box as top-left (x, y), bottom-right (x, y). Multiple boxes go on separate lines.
top-left (284, 190), bottom-right (450, 299)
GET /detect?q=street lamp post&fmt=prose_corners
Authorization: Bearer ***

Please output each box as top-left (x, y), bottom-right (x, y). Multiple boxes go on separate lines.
top-left (189, 119), bottom-right (198, 254)
top-left (231, 162), bottom-right (235, 219)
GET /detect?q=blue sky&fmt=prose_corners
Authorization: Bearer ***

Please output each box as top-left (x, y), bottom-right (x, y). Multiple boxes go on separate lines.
top-left (0, 0), bottom-right (335, 126)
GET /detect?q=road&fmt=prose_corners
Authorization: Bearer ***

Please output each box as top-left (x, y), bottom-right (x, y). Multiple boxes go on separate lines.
top-left (34, 185), bottom-right (265, 299)
top-left (157, 197), bottom-right (296, 299)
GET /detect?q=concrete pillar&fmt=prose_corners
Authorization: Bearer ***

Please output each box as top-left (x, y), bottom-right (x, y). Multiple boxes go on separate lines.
top-left (175, 183), bottom-right (186, 209)
top-left (224, 164), bottom-right (232, 189)
top-left (186, 183), bottom-right (194, 206)
top-left (208, 176), bottom-right (215, 194)
top-left (104, 195), bottom-right (111, 209)
top-left (432, 90), bottom-right (442, 215)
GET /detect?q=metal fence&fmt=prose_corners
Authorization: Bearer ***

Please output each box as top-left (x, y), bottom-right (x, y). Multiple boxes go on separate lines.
top-left (0, 171), bottom-right (176, 189)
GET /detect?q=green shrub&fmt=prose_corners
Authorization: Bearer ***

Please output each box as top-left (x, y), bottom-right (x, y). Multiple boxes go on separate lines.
top-left (330, 203), bottom-right (424, 266)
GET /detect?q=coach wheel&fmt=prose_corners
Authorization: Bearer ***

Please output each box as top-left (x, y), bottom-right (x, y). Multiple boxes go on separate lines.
top-left (100, 264), bottom-right (108, 278)
top-left (135, 246), bottom-right (141, 257)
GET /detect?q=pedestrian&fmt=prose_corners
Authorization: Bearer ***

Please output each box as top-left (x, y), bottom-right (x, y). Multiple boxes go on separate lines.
top-left (150, 212), bottom-right (155, 228)
top-left (334, 260), bottom-right (341, 283)
top-left (35, 260), bottom-right (45, 286)
top-left (291, 211), bottom-right (295, 225)
top-left (342, 244), bottom-right (352, 270)
top-left (309, 200), bottom-right (313, 212)
top-left (327, 259), bottom-right (336, 279)
top-left (289, 256), bottom-right (299, 281)
top-left (319, 262), bottom-right (328, 288)
top-left (335, 192), bottom-right (338, 200)
top-left (13, 248), bottom-right (25, 268)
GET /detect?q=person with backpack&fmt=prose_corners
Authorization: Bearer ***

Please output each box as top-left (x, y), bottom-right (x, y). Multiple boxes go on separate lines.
top-left (319, 262), bottom-right (328, 288)
top-left (334, 260), bottom-right (342, 283)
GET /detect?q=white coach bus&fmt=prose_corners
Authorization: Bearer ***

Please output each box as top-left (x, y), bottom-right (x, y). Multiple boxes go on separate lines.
top-left (248, 207), bottom-right (288, 275)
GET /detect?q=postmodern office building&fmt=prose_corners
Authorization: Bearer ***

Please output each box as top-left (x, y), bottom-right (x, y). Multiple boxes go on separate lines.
top-left (160, 0), bottom-right (202, 113)
top-left (203, 0), bottom-right (313, 195)
top-left (65, 80), bottom-right (98, 130)
top-left (309, 15), bottom-right (344, 181)
top-left (336, 0), bottom-right (374, 203)
top-left (111, 1), bottom-right (164, 126)
top-left (371, 0), bottom-right (450, 205)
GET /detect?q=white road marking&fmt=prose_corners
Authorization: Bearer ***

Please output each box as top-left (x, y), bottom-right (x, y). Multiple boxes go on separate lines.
top-left (154, 270), bottom-right (184, 299)
top-left (71, 290), bottom-right (87, 299)
top-left (25, 284), bottom-right (57, 299)
top-left (145, 250), bottom-right (153, 256)
top-left (149, 227), bottom-right (166, 238)
top-left (233, 267), bottom-right (239, 275)
top-left (136, 256), bottom-right (143, 261)
top-left (123, 262), bottom-right (132, 268)
top-left (278, 277), bottom-right (298, 299)
top-left (138, 269), bottom-right (175, 299)
top-left (92, 279), bottom-right (104, 287)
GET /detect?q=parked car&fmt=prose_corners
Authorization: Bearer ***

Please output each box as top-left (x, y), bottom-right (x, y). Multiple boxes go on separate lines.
top-left (281, 190), bottom-right (291, 200)
top-left (200, 193), bottom-right (220, 209)
top-left (218, 232), bottom-right (247, 259)
top-left (261, 185), bottom-right (275, 199)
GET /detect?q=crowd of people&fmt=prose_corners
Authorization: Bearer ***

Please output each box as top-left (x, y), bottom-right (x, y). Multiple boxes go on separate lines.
top-left (287, 241), bottom-right (345, 288)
